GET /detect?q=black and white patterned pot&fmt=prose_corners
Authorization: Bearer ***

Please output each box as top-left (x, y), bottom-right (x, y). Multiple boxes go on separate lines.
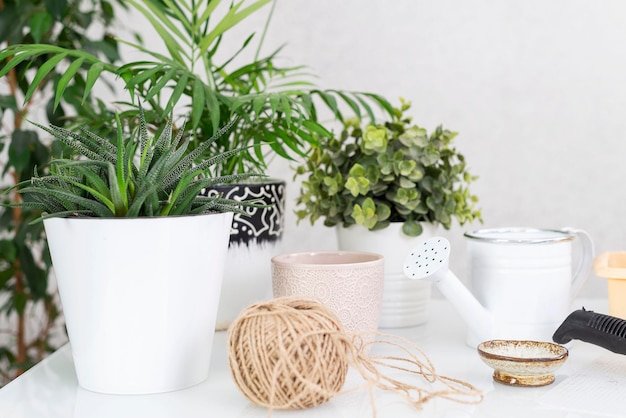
top-left (204, 179), bottom-right (285, 247)
top-left (202, 179), bottom-right (285, 329)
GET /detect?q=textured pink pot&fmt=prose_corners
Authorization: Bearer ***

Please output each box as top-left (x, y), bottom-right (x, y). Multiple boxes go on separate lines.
top-left (271, 251), bottom-right (384, 334)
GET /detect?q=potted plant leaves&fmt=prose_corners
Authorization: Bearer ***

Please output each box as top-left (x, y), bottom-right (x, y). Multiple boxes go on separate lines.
top-left (2, 105), bottom-right (256, 394)
top-left (0, 0), bottom-right (393, 173)
top-left (294, 99), bottom-right (482, 328)
top-left (0, 0), bottom-right (394, 329)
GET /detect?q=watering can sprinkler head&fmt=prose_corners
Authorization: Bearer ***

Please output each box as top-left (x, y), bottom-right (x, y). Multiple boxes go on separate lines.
top-left (403, 237), bottom-right (451, 283)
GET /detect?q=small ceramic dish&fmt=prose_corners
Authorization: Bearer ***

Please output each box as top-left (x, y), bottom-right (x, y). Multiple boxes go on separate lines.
top-left (477, 340), bottom-right (568, 387)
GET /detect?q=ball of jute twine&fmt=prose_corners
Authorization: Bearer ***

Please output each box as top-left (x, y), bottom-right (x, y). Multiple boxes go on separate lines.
top-left (227, 297), bottom-right (349, 409)
top-left (227, 296), bottom-right (483, 416)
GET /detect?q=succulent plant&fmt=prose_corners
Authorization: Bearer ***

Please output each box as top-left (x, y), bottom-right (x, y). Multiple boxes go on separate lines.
top-left (3, 106), bottom-right (258, 220)
top-left (295, 99), bottom-right (481, 236)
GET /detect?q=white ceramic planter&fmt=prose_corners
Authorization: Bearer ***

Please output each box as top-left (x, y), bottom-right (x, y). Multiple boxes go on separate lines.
top-left (43, 213), bottom-right (233, 395)
top-left (336, 222), bottom-right (438, 328)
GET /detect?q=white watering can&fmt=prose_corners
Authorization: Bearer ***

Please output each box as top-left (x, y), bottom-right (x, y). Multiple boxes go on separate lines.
top-left (403, 228), bottom-right (594, 346)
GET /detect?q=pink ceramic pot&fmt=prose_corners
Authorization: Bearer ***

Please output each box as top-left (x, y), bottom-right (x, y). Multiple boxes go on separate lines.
top-left (271, 251), bottom-right (384, 334)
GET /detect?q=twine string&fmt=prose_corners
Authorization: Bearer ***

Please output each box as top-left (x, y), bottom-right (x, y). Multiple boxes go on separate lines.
top-left (346, 332), bottom-right (483, 412)
top-left (227, 296), bottom-right (483, 416)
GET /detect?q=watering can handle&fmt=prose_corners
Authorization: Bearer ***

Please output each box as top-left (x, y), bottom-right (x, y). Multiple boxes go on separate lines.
top-left (563, 227), bottom-right (594, 298)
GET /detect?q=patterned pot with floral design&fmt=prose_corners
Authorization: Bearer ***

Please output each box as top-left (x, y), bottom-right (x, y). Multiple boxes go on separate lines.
top-left (203, 179), bottom-right (285, 330)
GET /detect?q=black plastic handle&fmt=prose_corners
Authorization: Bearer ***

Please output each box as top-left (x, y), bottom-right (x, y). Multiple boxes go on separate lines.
top-left (553, 308), bottom-right (626, 355)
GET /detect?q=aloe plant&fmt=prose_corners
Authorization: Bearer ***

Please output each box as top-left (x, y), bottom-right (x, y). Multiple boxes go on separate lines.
top-left (0, 0), bottom-right (393, 175)
top-left (295, 100), bottom-right (482, 237)
top-left (4, 106), bottom-right (258, 219)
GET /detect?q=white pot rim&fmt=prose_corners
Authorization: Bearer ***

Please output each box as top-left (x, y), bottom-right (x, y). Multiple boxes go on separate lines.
top-left (43, 212), bottom-right (230, 223)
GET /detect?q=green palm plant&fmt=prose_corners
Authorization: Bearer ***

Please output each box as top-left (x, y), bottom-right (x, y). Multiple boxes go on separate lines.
top-left (4, 106), bottom-right (258, 219)
top-left (0, 0), bottom-right (393, 175)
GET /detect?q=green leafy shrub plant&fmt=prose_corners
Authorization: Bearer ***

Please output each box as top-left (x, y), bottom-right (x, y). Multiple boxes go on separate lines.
top-left (295, 100), bottom-right (481, 237)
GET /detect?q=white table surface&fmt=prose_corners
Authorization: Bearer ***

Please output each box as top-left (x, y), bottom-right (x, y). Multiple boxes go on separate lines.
top-left (0, 298), bottom-right (622, 418)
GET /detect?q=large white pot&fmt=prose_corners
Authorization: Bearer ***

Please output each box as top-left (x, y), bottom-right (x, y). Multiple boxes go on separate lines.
top-left (336, 222), bottom-right (438, 328)
top-left (43, 213), bottom-right (233, 395)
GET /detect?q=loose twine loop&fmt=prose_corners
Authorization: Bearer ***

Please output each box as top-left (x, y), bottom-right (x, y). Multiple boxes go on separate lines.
top-left (227, 296), bottom-right (483, 416)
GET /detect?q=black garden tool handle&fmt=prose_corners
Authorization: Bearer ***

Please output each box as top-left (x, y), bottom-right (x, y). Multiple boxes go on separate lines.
top-left (553, 308), bottom-right (626, 355)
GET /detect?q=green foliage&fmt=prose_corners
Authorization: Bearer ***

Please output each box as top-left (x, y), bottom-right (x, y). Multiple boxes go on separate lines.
top-left (0, 0), bottom-right (394, 175)
top-left (0, 0), bottom-right (128, 385)
top-left (295, 100), bottom-right (482, 237)
top-left (5, 108), bottom-right (257, 219)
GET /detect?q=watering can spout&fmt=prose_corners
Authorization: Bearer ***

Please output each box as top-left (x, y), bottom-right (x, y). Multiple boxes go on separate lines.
top-left (403, 237), bottom-right (493, 343)
top-left (435, 270), bottom-right (494, 343)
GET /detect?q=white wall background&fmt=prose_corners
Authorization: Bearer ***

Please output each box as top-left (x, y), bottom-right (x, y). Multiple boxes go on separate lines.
top-left (235, 0), bottom-right (626, 298)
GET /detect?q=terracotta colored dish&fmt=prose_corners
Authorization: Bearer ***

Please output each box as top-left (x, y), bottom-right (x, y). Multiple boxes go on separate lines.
top-left (477, 340), bottom-right (568, 387)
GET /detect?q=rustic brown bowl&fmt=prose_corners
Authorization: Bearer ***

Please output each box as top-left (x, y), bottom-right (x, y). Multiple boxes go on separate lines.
top-left (477, 340), bottom-right (568, 387)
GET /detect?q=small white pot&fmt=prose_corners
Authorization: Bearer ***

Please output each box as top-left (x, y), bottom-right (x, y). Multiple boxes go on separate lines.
top-left (336, 222), bottom-right (438, 328)
top-left (43, 213), bottom-right (233, 395)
